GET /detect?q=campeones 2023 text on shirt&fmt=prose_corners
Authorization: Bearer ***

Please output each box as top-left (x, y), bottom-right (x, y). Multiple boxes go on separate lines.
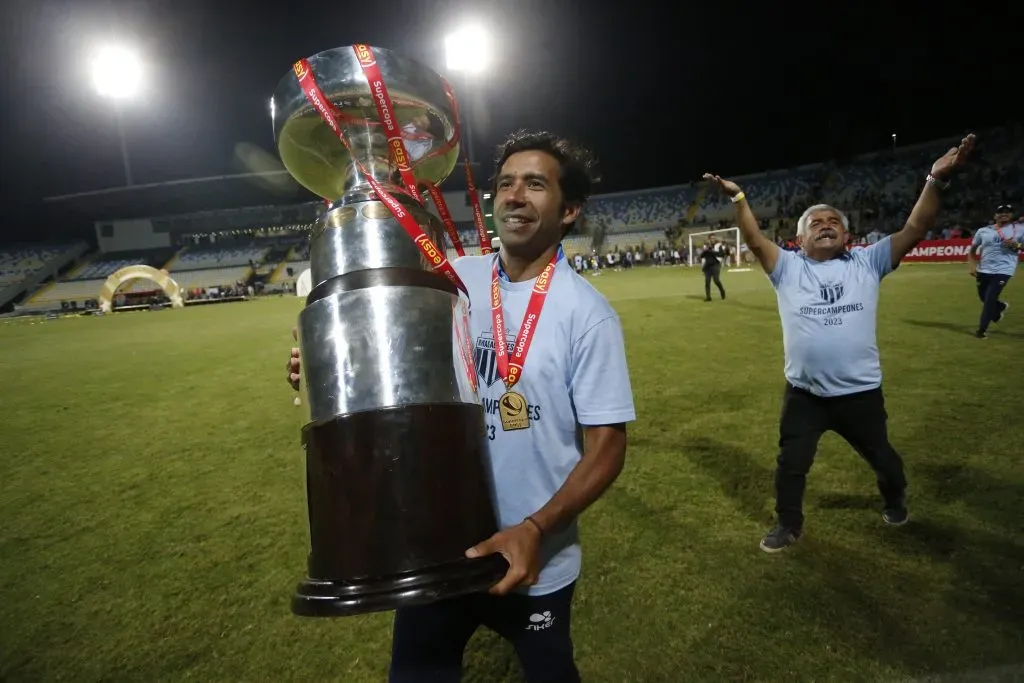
top-left (972, 224), bottom-right (1024, 277)
top-left (767, 236), bottom-right (895, 398)
top-left (452, 252), bottom-right (637, 597)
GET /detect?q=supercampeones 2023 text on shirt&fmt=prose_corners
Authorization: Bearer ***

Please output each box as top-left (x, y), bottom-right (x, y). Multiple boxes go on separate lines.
top-left (452, 251), bottom-right (636, 597)
top-left (767, 237), bottom-right (895, 398)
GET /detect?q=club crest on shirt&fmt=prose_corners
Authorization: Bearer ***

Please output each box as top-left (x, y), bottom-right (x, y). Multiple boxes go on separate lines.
top-left (474, 332), bottom-right (516, 388)
top-left (818, 281), bottom-right (845, 306)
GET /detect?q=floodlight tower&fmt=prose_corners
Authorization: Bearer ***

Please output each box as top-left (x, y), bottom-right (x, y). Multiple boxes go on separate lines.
top-left (444, 25), bottom-right (490, 172)
top-left (445, 25), bottom-right (491, 240)
top-left (90, 45), bottom-right (144, 186)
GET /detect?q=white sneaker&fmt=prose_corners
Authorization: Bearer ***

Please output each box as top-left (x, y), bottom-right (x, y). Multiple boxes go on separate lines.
top-left (994, 302), bottom-right (1009, 324)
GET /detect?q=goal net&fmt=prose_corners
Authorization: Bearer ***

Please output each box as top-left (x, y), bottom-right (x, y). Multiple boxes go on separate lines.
top-left (688, 227), bottom-right (742, 268)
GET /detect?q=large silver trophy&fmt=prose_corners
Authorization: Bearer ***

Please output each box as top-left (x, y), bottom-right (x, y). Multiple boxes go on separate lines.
top-left (273, 44), bottom-right (506, 617)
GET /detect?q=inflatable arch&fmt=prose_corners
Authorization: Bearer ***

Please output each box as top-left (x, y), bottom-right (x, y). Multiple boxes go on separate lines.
top-left (98, 265), bottom-right (185, 313)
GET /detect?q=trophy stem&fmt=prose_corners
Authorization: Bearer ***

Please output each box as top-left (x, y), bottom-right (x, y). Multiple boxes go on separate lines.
top-left (339, 125), bottom-right (403, 199)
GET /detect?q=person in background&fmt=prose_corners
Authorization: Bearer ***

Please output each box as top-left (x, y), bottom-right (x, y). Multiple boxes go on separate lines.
top-left (699, 236), bottom-right (726, 301)
top-left (967, 203), bottom-right (1023, 338)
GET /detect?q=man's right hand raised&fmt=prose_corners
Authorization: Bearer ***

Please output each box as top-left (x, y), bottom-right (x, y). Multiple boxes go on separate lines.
top-left (287, 326), bottom-right (301, 390)
top-left (702, 173), bottom-right (743, 198)
top-left (702, 171), bottom-right (779, 275)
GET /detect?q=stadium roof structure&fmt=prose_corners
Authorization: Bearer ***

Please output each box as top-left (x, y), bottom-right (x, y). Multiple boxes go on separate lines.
top-left (43, 161), bottom-right (484, 226)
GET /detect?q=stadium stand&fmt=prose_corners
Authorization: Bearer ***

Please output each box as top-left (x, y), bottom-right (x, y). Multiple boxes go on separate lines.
top-left (5, 124), bottom-right (1020, 314)
top-left (21, 247), bottom-right (177, 310)
top-left (167, 243), bottom-right (269, 271)
top-left (0, 244), bottom-right (77, 287)
top-left (0, 241), bottom-right (90, 311)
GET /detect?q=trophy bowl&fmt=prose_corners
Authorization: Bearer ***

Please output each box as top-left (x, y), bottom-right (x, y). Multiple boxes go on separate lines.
top-left (273, 46), bottom-right (462, 203)
top-left (273, 45), bottom-right (507, 618)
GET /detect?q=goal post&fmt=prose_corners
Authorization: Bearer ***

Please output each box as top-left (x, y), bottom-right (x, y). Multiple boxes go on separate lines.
top-left (688, 227), bottom-right (742, 267)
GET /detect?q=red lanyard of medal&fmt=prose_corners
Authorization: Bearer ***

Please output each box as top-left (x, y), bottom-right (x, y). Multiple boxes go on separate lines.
top-left (489, 252), bottom-right (558, 430)
top-left (292, 46), bottom-right (481, 390)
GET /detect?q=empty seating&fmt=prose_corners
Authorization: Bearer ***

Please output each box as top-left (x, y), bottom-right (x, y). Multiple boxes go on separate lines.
top-left (0, 245), bottom-right (74, 287)
top-left (171, 245), bottom-right (268, 271)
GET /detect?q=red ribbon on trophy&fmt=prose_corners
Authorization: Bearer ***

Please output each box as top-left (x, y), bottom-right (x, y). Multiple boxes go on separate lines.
top-left (421, 181), bottom-right (466, 257)
top-left (291, 53), bottom-right (468, 297)
top-left (292, 45), bottom-right (492, 273)
top-left (351, 44), bottom-right (423, 205)
top-left (441, 79), bottom-right (492, 254)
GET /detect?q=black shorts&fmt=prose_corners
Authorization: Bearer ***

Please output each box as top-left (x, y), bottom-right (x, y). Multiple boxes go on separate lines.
top-left (388, 581), bottom-right (580, 683)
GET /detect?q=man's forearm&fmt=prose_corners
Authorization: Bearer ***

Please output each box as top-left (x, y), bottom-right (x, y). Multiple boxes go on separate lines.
top-left (903, 179), bottom-right (945, 240)
top-left (529, 425), bottom-right (626, 535)
top-left (889, 179), bottom-right (946, 265)
top-left (732, 196), bottom-right (771, 248)
top-left (731, 196), bottom-right (779, 272)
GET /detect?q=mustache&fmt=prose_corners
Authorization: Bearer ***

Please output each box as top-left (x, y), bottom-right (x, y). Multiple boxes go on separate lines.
top-left (815, 229), bottom-right (839, 240)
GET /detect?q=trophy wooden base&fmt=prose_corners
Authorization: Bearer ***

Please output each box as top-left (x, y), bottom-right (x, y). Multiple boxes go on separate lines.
top-left (293, 402), bottom-right (507, 618)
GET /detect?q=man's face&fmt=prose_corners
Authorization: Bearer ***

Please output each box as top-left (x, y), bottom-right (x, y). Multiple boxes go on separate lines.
top-left (995, 210), bottom-right (1013, 225)
top-left (801, 209), bottom-right (847, 255)
top-left (493, 150), bottom-right (579, 255)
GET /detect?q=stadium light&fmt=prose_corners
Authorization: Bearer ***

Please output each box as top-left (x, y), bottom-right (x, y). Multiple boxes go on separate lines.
top-left (89, 44), bottom-right (143, 186)
top-left (90, 45), bottom-right (144, 100)
top-left (445, 25), bottom-right (490, 74)
top-left (444, 25), bottom-right (490, 173)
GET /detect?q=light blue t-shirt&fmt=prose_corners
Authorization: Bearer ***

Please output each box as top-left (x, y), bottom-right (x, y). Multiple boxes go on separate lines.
top-left (452, 251), bottom-right (636, 596)
top-left (768, 237), bottom-right (895, 398)
top-left (972, 224), bottom-right (1023, 277)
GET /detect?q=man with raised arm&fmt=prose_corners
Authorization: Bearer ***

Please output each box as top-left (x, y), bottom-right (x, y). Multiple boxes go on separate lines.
top-left (702, 133), bottom-right (975, 553)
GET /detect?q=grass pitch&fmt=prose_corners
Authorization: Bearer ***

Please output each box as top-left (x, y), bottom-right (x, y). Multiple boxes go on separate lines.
top-left (1, 263), bottom-right (1022, 683)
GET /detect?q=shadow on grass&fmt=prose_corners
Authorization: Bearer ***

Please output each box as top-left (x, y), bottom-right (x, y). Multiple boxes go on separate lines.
top-left (787, 536), bottom-right (955, 674)
top-left (990, 329), bottom-right (1024, 339)
top-left (728, 300), bottom-right (778, 315)
top-left (880, 516), bottom-right (1024, 633)
top-left (917, 462), bottom-right (1024, 536)
top-left (905, 316), bottom-right (1024, 339)
top-left (679, 436), bottom-right (774, 525)
top-left (903, 319), bottom-right (977, 337)
top-left (672, 534), bottom-right (947, 679)
top-left (816, 492), bottom-right (880, 511)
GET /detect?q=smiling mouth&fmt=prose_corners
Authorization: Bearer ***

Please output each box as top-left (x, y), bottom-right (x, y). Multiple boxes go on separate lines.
top-left (815, 231), bottom-right (837, 241)
top-left (501, 215), bottom-right (533, 228)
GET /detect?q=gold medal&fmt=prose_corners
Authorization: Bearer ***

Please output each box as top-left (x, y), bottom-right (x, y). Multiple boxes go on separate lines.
top-left (498, 390), bottom-right (530, 431)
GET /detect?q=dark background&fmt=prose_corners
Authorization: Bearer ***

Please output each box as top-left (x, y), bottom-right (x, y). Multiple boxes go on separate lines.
top-left (0, 0), bottom-right (1014, 243)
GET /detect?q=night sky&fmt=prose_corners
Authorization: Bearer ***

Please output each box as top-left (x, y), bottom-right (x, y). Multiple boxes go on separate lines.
top-left (0, 0), bottom-right (1015, 243)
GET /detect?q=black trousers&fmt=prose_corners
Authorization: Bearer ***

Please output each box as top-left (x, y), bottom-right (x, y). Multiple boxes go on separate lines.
top-left (703, 264), bottom-right (725, 299)
top-left (388, 582), bottom-right (580, 683)
top-left (774, 383), bottom-right (907, 530)
top-left (976, 272), bottom-right (1011, 333)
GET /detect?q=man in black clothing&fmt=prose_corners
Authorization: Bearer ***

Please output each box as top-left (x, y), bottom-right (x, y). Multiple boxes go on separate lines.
top-left (700, 237), bottom-right (726, 301)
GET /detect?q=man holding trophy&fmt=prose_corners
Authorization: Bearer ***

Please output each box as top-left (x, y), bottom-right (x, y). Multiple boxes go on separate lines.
top-left (702, 133), bottom-right (975, 553)
top-left (281, 49), bottom-right (636, 678)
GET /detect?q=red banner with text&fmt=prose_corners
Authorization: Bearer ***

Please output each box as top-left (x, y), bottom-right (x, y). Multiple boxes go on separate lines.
top-left (850, 238), bottom-right (1024, 263)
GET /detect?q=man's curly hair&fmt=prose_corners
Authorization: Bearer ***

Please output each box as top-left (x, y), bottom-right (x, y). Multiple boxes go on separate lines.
top-left (491, 130), bottom-right (601, 233)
